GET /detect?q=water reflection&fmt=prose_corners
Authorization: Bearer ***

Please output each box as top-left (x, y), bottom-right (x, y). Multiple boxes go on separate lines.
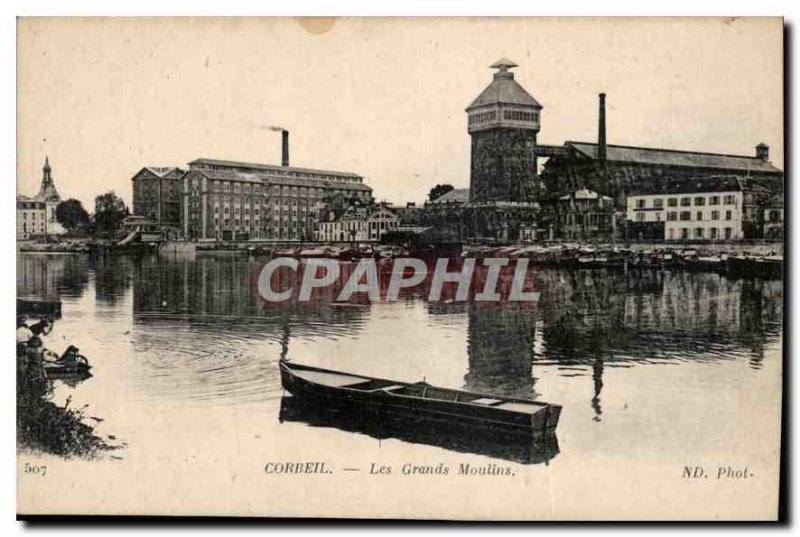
top-left (17, 254), bottom-right (90, 299)
top-left (278, 395), bottom-right (560, 465)
top-left (465, 304), bottom-right (538, 398)
top-left (17, 253), bottom-right (783, 421)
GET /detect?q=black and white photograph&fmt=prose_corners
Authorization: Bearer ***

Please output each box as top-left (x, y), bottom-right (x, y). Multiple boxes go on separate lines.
top-left (14, 17), bottom-right (784, 520)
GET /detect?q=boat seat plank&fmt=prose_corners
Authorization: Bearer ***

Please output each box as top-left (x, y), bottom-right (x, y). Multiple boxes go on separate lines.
top-left (495, 402), bottom-right (545, 414)
top-left (472, 397), bottom-right (504, 405)
top-left (292, 369), bottom-right (369, 388)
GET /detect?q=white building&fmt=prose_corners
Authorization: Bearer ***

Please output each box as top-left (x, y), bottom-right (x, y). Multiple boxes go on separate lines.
top-left (316, 207), bottom-right (368, 242)
top-left (367, 206), bottom-right (399, 241)
top-left (17, 157), bottom-right (65, 240)
top-left (316, 206), bottom-right (399, 243)
top-left (626, 177), bottom-right (770, 241)
top-left (17, 198), bottom-right (46, 239)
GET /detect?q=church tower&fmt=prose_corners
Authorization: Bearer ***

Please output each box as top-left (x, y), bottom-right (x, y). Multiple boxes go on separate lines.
top-left (35, 156), bottom-right (62, 235)
top-left (36, 156), bottom-right (61, 202)
top-left (466, 59), bottom-right (542, 203)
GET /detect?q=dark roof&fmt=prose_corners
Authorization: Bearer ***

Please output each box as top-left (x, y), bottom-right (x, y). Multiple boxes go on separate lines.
top-left (187, 169), bottom-right (372, 192)
top-left (17, 198), bottom-right (45, 209)
top-left (429, 188), bottom-right (470, 204)
top-left (627, 175), bottom-right (769, 196)
top-left (764, 194), bottom-right (784, 207)
top-left (189, 158), bottom-right (362, 180)
top-left (567, 141), bottom-right (783, 175)
top-left (467, 73), bottom-right (542, 110)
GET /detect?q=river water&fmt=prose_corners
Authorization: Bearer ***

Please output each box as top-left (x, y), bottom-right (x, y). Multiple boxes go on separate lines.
top-left (17, 252), bottom-right (783, 519)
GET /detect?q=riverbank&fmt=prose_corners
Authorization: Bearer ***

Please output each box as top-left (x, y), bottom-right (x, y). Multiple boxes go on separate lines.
top-left (18, 239), bottom-right (91, 254)
top-left (17, 348), bottom-right (117, 458)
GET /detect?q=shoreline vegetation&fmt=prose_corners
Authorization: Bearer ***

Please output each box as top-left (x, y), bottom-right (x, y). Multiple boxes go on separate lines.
top-left (17, 349), bottom-right (121, 459)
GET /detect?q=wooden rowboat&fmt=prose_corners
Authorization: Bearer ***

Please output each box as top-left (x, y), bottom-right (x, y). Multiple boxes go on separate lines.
top-left (279, 359), bottom-right (561, 435)
top-left (42, 360), bottom-right (91, 377)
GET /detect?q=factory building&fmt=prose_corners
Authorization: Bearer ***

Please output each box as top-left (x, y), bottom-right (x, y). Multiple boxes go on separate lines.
top-left (423, 58), bottom-right (782, 244)
top-left (131, 130), bottom-right (372, 241)
top-left (182, 155), bottom-right (371, 241)
top-left (537, 94), bottom-right (783, 207)
top-left (131, 167), bottom-right (185, 234)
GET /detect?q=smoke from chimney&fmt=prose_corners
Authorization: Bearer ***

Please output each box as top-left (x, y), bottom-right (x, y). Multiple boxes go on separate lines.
top-left (282, 129), bottom-right (289, 167)
top-left (598, 93), bottom-right (607, 163)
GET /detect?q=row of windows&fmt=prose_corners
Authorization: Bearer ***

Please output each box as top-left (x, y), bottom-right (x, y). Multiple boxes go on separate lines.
top-left (213, 181), bottom-right (328, 197)
top-left (192, 188), bottom-right (366, 202)
top-left (668, 228), bottom-right (734, 240)
top-left (503, 110), bottom-right (538, 122)
top-left (637, 210), bottom-right (733, 222)
top-left (194, 164), bottom-right (360, 184)
top-left (469, 110), bottom-right (497, 125)
top-left (635, 194), bottom-right (736, 209)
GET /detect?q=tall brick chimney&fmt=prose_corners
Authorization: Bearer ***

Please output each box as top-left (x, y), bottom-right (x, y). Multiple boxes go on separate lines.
top-left (282, 130), bottom-right (290, 167)
top-left (756, 142), bottom-right (769, 161)
top-left (598, 93), bottom-right (607, 163)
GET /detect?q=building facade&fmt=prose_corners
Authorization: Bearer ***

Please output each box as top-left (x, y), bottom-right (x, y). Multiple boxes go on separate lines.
top-left (131, 167), bottom-right (185, 232)
top-left (17, 199), bottom-right (46, 239)
top-left (552, 188), bottom-right (616, 241)
top-left (316, 207), bottom-right (368, 242)
top-left (626, 176), bottom-right (771, 241)
top-left (762, 194), bottom-right (784, 240)
top-left (367, 206), bottom-right (400, 241)
top-left (183, 158), bottom-right (372, 241)
top-left (17, 157), bottom-right (64, 239)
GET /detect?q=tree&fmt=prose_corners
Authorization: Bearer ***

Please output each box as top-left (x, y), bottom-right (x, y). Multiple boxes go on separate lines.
top-left (428, 184), bottom-right (454, 202)
top-left (55, 199), bottom-right (91, 232)
top-left (92, 191), bottom-right (129, 237)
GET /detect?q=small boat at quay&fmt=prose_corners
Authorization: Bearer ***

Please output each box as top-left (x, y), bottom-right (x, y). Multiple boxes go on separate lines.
top-left (280, 359), bottom-right (561, 435)
top-left (42, 359), bottom-right (92, 378)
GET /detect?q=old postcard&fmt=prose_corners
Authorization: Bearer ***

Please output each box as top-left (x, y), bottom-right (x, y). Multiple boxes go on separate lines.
top-left (16, 17), bottom-right (784, 520)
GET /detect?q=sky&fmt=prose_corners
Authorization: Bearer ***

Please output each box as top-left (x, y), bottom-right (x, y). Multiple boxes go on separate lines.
top-left (17, 18), bottom-right (783, 210)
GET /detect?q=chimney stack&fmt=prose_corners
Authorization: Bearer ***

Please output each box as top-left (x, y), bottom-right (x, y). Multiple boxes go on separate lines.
top-left (598, 93), bottom-right (607, 163)
top-left (282, 130), bottom-right (290, 167)
top-left (756, 143), bottom-right (769, 161)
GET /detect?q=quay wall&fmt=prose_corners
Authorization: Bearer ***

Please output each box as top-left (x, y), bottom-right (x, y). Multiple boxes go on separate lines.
top-left (615, 241), bottom-right (783, 256)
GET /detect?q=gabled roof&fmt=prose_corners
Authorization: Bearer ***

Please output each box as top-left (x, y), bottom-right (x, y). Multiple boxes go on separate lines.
top-left (429, 188), bottom-right (470, 204)
top-left (189, 158), bottom-right (362, 180)
top-left (566, 141), bottom-right (783, 175)
top-left (627, 175), bottom-right (769, 196)
top-left (186, 169), bottom-right (372, 191)
top-left (145, 167), bottom-right (184, 178)
top-left (368, 206), bottom-right (398, 218)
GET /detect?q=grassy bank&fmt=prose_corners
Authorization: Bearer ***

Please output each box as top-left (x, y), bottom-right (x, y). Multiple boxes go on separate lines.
top-left (17, 352), bottom-right (117, 458)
